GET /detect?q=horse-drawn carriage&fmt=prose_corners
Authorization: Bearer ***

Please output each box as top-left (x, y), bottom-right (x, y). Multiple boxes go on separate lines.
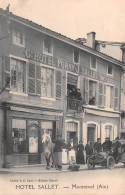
top-left (87, 139), bottom-right (125, 170)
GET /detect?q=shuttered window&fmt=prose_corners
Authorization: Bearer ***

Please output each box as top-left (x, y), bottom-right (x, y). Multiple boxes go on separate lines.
top-left (98, 83), bottom-right (106, 107)
top-left (56, 70), bottom-right (62, 99)
top-left (4, 56), bottom-right (10, 89)
top-left (28, 63), bottom-right (41, 95)
top-left (114, 87), bottom-right (119, 110)
top-left (41, 67), bottom-right (54, 98)
top-left (83, 78), bottom-right (89, 104)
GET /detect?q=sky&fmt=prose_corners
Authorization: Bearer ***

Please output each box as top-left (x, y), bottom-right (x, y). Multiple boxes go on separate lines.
top-left (0, 0), bottom-right (125, 42)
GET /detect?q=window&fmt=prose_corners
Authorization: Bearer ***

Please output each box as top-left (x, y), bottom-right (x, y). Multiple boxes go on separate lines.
top-left (90, 56), bottom-right (96, 70)
top-left (13, 29), bottom-right (25, 46)
top-left (89, 80), bottom-right (97, 105)
top-left (12, 119), bottom-right (26, 153)
top-left (107, 64), bottom-right (113, 75)
top-left (105, 125), bottom-right (112, 140)
top-left (74, 50), bottom-right (79, 64)
top-left (41, 67), bottom-right (54, 98)
top-left (11, 58), bottom-right (26, 93)
top-left (105, 85), bottom-right (114, 109)
top-left (43, 36), bottom-right (53, 55)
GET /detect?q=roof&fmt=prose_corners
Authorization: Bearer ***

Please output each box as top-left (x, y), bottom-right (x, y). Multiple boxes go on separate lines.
top-left (0, 8), bottom-right (125, 68)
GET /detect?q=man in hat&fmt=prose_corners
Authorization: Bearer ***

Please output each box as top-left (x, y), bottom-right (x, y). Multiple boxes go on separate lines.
top-left (54, 135), bottom-right (63, 171)
top-left (94, 138), bottom-right (102, 152)
top-left (112, 137), bottom-right (121, 162)
top-left (102, 137), bottom-right (112, 152)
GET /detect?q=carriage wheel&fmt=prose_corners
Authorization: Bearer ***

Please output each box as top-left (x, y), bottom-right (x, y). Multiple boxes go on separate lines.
top-left (107, 156), bottom-right (115, 170)
top-left (87, 158), bottom-right (95, 170)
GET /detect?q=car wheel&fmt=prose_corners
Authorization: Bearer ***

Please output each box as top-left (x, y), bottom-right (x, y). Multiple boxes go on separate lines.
top-left (87, 158), bottom-right (95, 170)
top-left (107, 156), bottom-right (115, 170)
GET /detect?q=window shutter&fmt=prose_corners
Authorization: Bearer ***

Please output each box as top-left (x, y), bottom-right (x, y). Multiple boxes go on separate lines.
top-left (4, 56), bottom-right (10, 89)
top-left (84, 78), bottom-right (89, 104)
top-left (103, 84), bottom-right (106, 107)
top-left (114, 87), bottom-right (119, 110)
top-left (98, 82), bottom-right (103, 107)
top-left (28, 63), bottom-right (36, 94)
top-left (36, 65), bottom-right (41, 95)
top-left (110, 87), bottom-right (114, 109)
top-left (56, 70), bottom-right (61, 99)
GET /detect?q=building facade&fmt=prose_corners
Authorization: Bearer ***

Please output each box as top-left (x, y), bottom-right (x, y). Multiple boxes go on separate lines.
top-left (0, 8), bottom-right (124, 167)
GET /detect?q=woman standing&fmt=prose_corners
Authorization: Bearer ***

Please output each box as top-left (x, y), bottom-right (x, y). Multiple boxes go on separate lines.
top-left (76, 141), bottom-right (85, 164)
top-left (68, 139), bottom-right (76, 162)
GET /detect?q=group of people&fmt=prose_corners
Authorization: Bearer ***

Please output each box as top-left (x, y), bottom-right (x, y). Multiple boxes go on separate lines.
top-left (43, 132), bottom-right (121, 171)
top-left (68, 87), bottom-right (82, 101)
top-left (93, 137), bottom-right (121, 162)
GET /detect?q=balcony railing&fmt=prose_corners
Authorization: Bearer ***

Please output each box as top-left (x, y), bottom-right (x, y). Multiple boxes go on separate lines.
top-left (67, 96), bottom-right (83, 111)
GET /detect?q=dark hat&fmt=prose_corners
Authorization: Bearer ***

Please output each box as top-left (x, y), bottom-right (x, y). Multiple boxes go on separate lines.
top-left (115, 137), bottom-right (119, 140)
top-left (97, 138), bottom-right (100, 140)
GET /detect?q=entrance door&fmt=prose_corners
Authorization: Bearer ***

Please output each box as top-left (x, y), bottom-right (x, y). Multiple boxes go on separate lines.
top-left (87, 124), bottom-right (96, 146)
top-left (28, 121), bottom-right (40, 164)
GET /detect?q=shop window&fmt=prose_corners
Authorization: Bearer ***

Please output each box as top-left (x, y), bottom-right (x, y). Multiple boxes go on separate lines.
top-left (12, 119), bottom-right (26, 153)
top-left (11, 58), bottom-right (26, 93)
top-left (41, 67), bottom-right (54, 98)
top-left (107, 64), bottom-right (113, 75)
top-left (13, 29), bottom-right (25, 46)
top-left (74, 50), bottom-right (79, 64)
top-left (43, 36), bottom-right (53, 55)
top-left (89, 80), bottom-right (97, 105)
top-left (90, 56), bottom-right (96, 70)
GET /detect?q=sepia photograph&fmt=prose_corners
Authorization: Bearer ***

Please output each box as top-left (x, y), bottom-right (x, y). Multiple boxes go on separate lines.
top-left (0, 0), bottom-right (125, 194)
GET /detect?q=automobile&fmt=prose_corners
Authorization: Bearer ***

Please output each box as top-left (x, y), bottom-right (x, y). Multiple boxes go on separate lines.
top-left (87, 139), bottom-right (125, 170)
top-left (87, 151), bottom-right (115, 170)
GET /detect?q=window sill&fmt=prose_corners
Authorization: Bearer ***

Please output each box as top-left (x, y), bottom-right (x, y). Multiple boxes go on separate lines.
top-left (9, 91), bottom-right (28, 96)
top-left (40, 97), bottom-right (56, 101)
top-left (107, 73), bottom-right (113, 77)
top-left (13, 42), bottom-right (25, 48)
top-left (43, 52), bottom-right (53, 56)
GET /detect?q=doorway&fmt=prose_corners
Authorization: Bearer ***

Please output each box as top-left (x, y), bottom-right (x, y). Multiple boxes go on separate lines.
top-left (87, 124), bottom-right (96, 146)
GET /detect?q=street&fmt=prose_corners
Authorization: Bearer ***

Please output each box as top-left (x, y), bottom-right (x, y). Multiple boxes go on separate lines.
top-left (0, 165), bottom-right (125, 195)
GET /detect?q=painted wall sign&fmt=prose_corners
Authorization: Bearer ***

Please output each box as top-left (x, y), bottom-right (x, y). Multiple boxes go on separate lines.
top-left (24, 48), bottom-right (79, 74)
top-left (24, 48), bottom-right (107, 82)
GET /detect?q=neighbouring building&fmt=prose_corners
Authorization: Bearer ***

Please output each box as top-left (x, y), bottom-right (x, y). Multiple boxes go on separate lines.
top-left (0, 8), bottom-right (124, 167)
top-left (76, 33), bottom-right (125, 139)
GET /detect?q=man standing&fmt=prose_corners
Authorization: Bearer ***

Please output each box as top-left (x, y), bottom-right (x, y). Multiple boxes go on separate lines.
top-left (112, 137), bottom-right (121, 162)
top-left (85, 141), bottom-right (93, 163)
top-left (54, 135), bottom-right (63, 171)
top-left (102, 137), bottom-right (112, 152)
top-left (94, 138), bottom-right (102, 152)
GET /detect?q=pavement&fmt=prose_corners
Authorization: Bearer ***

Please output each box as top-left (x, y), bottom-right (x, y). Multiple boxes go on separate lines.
top-left (0, 163), bottom-right (124, 174)
top-left (0, 164), bottom-right (87, 174)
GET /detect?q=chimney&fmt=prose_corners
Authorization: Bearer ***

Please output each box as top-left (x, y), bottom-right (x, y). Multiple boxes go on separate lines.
top-left (87, 32), bottom-right (96, 49)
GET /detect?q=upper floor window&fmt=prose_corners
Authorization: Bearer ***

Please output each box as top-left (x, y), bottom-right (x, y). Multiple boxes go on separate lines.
top-left (11, 58), bottom-right (26, 93)
top-left (41, 67), bottom-right (54, 98)
top-left (13, 29), bottom-right (25, 47)
top-left (90, 56), bottom-right (97, 70)
top-left (89, 80), bottom-right (97, 105)
top-left (107, 64), bottom-right (113, 75)
top-left (74, 50), bottom-right (79, 64)
top-left (43, 36), bottom-right (53, 55)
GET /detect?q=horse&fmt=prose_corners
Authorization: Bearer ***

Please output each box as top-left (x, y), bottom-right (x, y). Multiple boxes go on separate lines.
top-left (42, 132), bottom-right (55, 170)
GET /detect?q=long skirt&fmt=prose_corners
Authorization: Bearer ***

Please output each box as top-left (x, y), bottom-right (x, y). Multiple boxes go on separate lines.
top-left (62, 149), bottom-right (68, 164)
top-left (69, 149), bottom-right (76, 161)
top-left (54, 152), bottom-right (62, 166)
top-left (76, 151), bottom-right (85, 164)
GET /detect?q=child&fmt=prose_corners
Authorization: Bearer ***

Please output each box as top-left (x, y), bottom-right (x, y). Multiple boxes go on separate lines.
top-left (68, 156), bottom-right (80, 171)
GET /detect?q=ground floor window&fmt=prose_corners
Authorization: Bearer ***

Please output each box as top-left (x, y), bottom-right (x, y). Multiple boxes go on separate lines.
top-left (105, 125), bottom-right (112, 140)
top-left (12, 119), bottom-right (26, 153)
